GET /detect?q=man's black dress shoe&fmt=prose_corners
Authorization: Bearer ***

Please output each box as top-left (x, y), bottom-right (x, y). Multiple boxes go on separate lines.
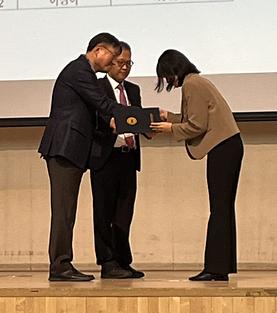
top-left (123, 265), bottom-right (145, 278)
top-left (70, 266), bottom-right (95, 280)
top-left (189, 270), bottom-right (229, 281)
top-left (101, 260), bottom-right (133, 279)
top-left (49, 266), bottom-right (95, 282)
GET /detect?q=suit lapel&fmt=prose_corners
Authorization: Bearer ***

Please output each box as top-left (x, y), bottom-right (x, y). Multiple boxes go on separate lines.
top-left (125, 83), bottom-right (138, 107)
top-left (101, 76), bottom-right (117, 101)
top-left (101, 76), bottom-right (139, 108)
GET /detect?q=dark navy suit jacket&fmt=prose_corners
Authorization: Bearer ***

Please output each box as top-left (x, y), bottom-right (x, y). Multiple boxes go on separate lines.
top-left (89, 76), bottom-right (141, 172)
top-left (38, 55), bottom-right (120, 169)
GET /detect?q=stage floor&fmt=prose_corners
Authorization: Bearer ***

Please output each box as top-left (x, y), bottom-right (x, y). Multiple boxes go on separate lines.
top-left (2, 271), bottom-right (277, 312)
top-left (1, 270), bottom-right (277, 297)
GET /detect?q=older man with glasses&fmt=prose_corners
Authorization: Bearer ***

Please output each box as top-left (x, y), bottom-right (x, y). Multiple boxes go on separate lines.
top-left (38, 33), bottom-right (124, 282)
top-left (89, 41), bottom-right (145, 279)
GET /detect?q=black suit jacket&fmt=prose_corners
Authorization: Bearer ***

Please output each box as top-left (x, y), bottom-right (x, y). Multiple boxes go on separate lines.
top-left (89, 76), bottom-right (141, 172)
top-left (38, 55), bottom-right (120, 169)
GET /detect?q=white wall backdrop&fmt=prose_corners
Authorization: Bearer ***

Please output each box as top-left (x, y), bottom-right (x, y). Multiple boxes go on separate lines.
top-left (0, 0), bottom-right (276, 116)
top-left (0, 0), bottom-right (277, 80)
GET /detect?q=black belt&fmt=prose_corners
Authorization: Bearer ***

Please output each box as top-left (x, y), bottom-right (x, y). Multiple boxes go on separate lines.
top-left (113, 146), bottom-right (135, 153)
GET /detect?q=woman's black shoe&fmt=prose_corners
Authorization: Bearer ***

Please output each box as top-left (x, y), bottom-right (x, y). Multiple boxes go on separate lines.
top-left (189, 270), bottom-right (229, 281)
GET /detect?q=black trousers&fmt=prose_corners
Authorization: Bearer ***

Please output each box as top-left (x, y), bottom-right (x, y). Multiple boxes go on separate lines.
top-left (205, 133), bottom-right (244, 274)
top-left (90, 149), bottom-right (137, 266)
top-left (46, 156), bottom-right (84, 273)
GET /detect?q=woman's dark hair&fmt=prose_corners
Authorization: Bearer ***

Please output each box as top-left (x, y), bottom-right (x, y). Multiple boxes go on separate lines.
top-left (155, 49), bottom-right (200, 92)
top-left (87, 32), bottom-right (121, 53)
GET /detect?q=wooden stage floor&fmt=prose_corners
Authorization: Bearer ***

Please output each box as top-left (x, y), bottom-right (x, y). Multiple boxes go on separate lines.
top-left (1, 270), bottom-right (277, 312)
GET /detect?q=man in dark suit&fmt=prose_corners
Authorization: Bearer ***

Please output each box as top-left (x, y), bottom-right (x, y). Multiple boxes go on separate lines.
top-left (38, 33), bottom-right (133, 281)
top-left (90, 42), bottom-right (145, 279)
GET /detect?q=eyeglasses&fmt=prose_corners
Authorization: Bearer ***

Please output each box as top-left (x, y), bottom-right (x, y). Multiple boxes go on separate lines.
top-left (113, 60), bottom-right (134, 68)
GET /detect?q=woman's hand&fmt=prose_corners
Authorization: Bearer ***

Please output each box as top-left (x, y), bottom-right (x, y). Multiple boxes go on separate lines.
top-left (150, 122), bottom-right (172, 133)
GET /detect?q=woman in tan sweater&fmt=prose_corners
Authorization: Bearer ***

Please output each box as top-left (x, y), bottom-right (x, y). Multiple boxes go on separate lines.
top-left (151, 49), bottom-right (244, 281)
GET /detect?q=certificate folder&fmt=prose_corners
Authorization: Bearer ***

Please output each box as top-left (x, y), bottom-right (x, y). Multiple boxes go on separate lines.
top-left (114, 106), bottom-right (161, 134)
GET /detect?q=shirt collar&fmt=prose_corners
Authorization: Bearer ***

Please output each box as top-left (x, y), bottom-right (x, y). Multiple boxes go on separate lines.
top-left (107, 74), bottom-right (124, 90)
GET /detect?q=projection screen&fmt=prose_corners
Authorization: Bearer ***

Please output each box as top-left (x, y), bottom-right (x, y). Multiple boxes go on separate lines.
top-left (0, 0), bottom-right (277, 118)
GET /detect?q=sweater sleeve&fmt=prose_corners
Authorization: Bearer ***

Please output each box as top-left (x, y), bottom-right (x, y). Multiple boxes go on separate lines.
top-left (167, 112), bottom-right (182, 123)
top-left (171, 79), bottom-right (209, 141)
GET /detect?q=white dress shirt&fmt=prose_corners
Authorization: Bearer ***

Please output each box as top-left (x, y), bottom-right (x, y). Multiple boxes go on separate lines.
top-left (106, 75), bottom-right (136, 148)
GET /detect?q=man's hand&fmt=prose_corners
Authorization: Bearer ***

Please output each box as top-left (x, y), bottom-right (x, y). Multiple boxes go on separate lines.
top-left (150, 122), bottom-right (172, 133)
top-left (159, 109), bottom-right (168, 121)
top-left (110, 117), bottom-right (116, 133)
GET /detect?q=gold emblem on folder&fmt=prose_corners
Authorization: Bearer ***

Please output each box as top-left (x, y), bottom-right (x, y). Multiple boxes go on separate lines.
top-left (127, 117), bottom-right (138, 125)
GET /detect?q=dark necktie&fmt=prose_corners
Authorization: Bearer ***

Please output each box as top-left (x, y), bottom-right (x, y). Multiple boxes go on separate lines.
top-left (117, 84), bottom-right (135, 149)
